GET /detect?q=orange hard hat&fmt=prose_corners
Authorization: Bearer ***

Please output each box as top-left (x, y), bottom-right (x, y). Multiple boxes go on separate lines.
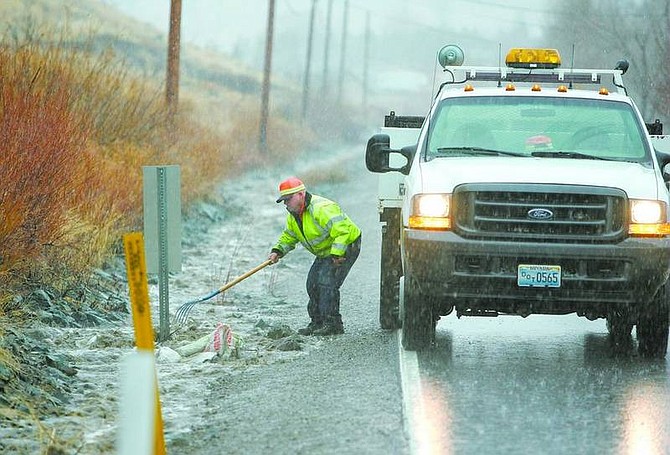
top-left (276, 177), bottom-right (305, 203)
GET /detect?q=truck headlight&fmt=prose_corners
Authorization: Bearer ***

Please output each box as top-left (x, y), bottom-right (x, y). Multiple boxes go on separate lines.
top-left (409, 193), bottom-right (452, 229)
top-left (629, 199), bottom-right (670, 236)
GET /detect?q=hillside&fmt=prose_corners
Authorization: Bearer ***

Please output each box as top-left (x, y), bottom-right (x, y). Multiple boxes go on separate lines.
top-left (0, 0), bottom-right (310, 131)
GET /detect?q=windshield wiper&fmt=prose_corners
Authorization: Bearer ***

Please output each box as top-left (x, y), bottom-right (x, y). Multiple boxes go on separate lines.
top-left (531, 150), bottom-right (610, 161)
top-left (435, 147), bottom-right (525, 157)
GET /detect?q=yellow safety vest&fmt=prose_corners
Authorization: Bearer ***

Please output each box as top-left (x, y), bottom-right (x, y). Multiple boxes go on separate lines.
top-left (273, 194), bottom-right (360, 258)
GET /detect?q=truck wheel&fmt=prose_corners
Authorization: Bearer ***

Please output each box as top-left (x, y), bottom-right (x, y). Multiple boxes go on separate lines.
top-left (401, 272), bottom-right (435, 351)
top-left (380, 209), bottom-right (402, 330)
top-left (606, 308), bottom-right (633, 347)
top-left (636, 283), bottom-right (670, 358)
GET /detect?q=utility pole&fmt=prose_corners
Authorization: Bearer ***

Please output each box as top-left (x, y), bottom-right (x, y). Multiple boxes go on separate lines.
top-left (302, 0), bottom-right (318, 122)
top-left (337, 0), bottom-right (349, 104)
top-left (259, 0), bottom-right (276, 154)
top-left (321, 0), bottom-right (333, 95)
top-left (166, 0), bottom-right (182, 123)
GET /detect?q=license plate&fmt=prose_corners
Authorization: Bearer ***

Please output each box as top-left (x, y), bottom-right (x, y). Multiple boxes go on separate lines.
top-left (517, 264), bottom-right (561, 288)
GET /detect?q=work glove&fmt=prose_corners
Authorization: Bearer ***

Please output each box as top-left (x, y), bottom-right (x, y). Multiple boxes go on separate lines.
top-left (332, 256), bottom-right (346, 266)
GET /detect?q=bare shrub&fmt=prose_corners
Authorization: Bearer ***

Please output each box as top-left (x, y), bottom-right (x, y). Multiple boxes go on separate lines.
top-left (0, 49), bottom-right (93, 280)
top-left (0, 24), bottom-right (320, 312)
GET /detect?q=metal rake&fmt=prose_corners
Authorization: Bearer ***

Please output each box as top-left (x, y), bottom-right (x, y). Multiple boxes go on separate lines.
top-left (173, 259), bottom-right (273, 325)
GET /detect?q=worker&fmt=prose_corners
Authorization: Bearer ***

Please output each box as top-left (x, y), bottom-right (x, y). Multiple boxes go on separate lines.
top-left (268, 177), bottom-right (361, 336)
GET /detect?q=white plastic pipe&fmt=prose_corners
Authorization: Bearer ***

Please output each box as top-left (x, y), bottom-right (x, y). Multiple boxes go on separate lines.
top-left (117, 350), bottom-right (156, 455)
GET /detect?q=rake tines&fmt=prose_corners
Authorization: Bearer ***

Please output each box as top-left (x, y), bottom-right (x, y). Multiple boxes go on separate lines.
top-left (173, 292), bottom-right (218, 325)
top-left (172, 259), bottom-right (273, 326)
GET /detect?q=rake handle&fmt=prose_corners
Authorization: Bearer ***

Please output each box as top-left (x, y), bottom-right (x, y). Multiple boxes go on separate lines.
top-left (215, 259), bottom-right (273, 295)
top-left (174, 259), bottom-right (274, 325)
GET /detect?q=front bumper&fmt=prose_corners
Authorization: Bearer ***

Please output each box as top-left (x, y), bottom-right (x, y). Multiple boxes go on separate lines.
top-left (403, 229), bottom-right (670, 314)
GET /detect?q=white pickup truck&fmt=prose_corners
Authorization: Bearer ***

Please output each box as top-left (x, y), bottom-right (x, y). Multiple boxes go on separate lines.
top-left (366, 46), bottom-right (670, 357)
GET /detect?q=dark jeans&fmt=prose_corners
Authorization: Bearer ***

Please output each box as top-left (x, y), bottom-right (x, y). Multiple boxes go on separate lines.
top-left (306, 235), bottom-right (361, 327)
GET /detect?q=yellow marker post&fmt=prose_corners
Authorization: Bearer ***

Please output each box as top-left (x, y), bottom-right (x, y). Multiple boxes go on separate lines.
top-left (123, 232), bottom-right (166, 455)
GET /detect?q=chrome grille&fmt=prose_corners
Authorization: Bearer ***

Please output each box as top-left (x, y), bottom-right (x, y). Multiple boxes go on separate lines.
top-left (453, 183), bottom-right (627, 242)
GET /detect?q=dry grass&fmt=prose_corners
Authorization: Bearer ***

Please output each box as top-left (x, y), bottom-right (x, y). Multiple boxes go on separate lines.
top-left (0, 47), bottom-right (94, 283)
top-left (0, 27), bottom-right (316, 313)
top-left (0, 11), bottom-right (339, 454)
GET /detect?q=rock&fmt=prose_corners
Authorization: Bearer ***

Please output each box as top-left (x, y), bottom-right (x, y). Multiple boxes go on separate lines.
top-left (0, 364), bottom-right (14, 382)
top-left (272, 337), bottom-right (302, 351)
top-left (157, 346), bottom-right (181, 363)
top-left (45, 354), bottom-right (78, 377)
top-left (85, 334), bottom-right (99, 348)
top-left (88, 330), bottom-right (133, 348)
top-left (200, 202), bottom-right (223, 222)
top-left (93, 268), bottom-right (114, 281)
top-left (32, 289), bottom-right (52, 307)
top-left (266, 325), bottom-right (293, 340)
top-left (254, 319), bottom-right (270, 329)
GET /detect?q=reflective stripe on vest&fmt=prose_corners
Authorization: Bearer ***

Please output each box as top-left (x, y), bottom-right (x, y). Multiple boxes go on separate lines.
top-left (273, 195), bottom-right (360, 258)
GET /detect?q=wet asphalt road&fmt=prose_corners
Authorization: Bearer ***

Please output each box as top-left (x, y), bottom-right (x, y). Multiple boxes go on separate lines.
top-left (182, 143), bottom-right (670, 454)
top-left (415, 315), bottom-right (670, 454)
top-left (345, 140), bottom-right (669, 455)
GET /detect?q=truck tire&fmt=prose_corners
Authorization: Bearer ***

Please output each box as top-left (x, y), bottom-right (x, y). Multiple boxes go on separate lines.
top-left (606, 308), bottom-right (633, 347)
top-left (401, 272), bottom-right (435, 351)
top-left (636, 282), bottom-right (670, 358)
top-left (380, 208), bottom-right (402, 330)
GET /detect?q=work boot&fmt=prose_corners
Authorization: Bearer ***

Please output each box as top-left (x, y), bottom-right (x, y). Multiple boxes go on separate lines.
top-left (297, 322), bottom-right (322, 336)
top-left (312, 323), bottom-right (344, 336)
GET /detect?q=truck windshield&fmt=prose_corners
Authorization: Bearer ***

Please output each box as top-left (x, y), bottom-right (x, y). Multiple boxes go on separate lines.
top-left (425, 96), bottom-right (650, 163)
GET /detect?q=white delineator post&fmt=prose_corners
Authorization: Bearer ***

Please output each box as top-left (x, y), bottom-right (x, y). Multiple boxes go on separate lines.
top-left (118, 233), bottom-right (166, 455)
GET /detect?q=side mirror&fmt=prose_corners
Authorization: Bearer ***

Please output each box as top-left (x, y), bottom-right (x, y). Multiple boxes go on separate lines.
top-left (365, 134), bottom-right (391, 172)
top-left (365, 134), bottom-right (416, 175)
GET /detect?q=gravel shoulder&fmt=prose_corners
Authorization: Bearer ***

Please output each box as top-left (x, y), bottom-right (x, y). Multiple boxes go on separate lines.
top-left (0, 142), bottom-right (409, 454)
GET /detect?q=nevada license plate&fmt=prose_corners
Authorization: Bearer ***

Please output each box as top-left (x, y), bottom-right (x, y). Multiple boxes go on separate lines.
top-left (517, 264), bottom-right (561, 288)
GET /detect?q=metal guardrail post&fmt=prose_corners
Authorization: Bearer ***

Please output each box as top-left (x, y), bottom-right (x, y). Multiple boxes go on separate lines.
top-left (157, 167), bottom-right (170, 341)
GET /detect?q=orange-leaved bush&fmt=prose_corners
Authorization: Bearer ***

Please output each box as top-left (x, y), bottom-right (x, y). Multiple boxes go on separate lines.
top-left (0, 29), bottom-right (318, 309)
top-left (0, 59), bottom-right (95, 278)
